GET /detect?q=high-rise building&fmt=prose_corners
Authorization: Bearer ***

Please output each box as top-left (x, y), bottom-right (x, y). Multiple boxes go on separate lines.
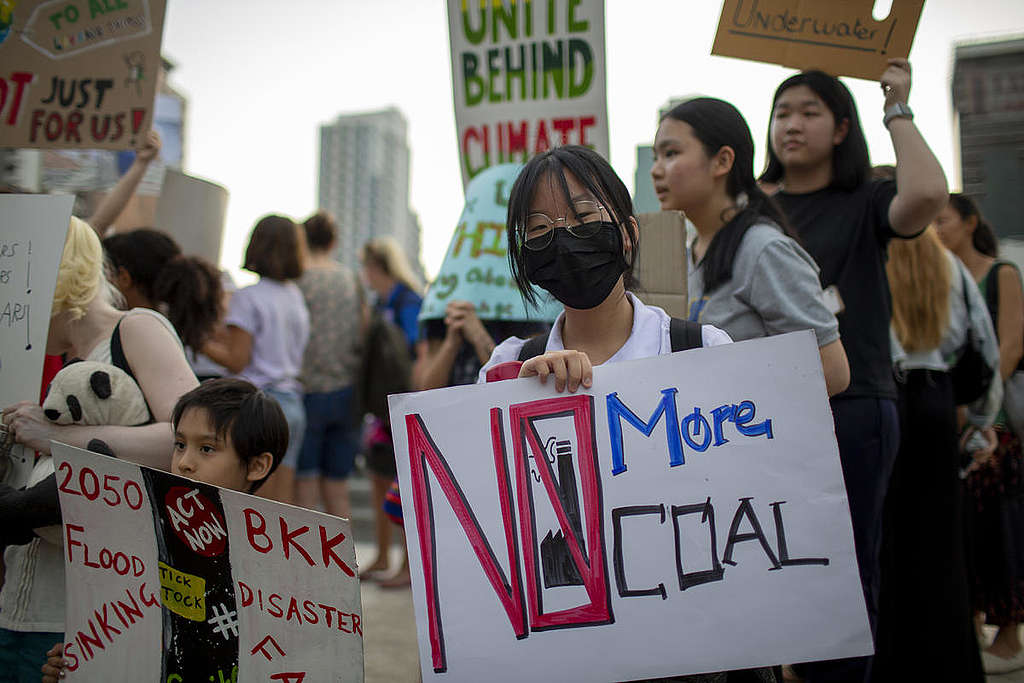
top-left (318, 107), bottom-right (423, 273)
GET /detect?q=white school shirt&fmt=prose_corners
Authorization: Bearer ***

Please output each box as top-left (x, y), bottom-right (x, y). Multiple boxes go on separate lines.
top-left (478, 292), bottom-right (732, 381)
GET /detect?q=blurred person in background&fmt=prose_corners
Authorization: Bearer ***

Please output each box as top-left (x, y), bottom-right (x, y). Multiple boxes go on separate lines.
top-left (935, 193), bottom-right (1024, 675)
top-left (204, 215), bottom-right (310, 504)
top-left (295, 212), bottom-right (364, 520)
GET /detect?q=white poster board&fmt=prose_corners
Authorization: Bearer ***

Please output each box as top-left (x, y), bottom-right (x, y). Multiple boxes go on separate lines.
top-left (446, 0), bottom-right (609, 188)
top-left (53, 443), bottom-right (364, 682)
top-left (0, 194), bottom-right (72, 486)
top-left (389, 331), bottom-right (871, 681)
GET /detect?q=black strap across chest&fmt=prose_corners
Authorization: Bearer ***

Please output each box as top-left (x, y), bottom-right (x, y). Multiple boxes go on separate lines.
top-left (516, 317), bottom-right (702, 362)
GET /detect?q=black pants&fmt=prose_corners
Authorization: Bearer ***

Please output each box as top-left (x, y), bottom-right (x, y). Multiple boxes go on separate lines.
top-left (794, 396), bottom-right (899, 683)
top-left (871, 370), bottom-right (983, 681)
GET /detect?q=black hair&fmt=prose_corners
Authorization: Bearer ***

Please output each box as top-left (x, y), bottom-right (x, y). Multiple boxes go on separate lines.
top-left (171, 378), bottom-right (288, 492)
top-left (103, 229), bottom-right (180, 301)
top-left (103, 228), bottom-right (223, 353)
top-left (506, 145), bottom-right (638, 306)
top-left (303, 211), bottom-right (337, 252)
top-left (662, 97), bottom-right (796, 294)
top-left (760, 70), bottom-right (870, 192)
top-left (949, 192), bottom-right (998, 258)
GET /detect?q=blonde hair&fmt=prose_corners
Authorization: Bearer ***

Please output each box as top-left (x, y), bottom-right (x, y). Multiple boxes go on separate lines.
top-left (52, 217), bottom-right (103, 320)
top-left (361, 236), bottom-right (423, 295)
top-left (887, 227), bottom-right (952, 353)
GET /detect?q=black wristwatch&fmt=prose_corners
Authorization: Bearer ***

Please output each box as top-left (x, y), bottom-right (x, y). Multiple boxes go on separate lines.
top-left (883, 102), bottom-right (914, 128)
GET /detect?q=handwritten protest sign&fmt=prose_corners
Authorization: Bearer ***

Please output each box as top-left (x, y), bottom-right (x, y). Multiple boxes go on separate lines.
top-left (446, 0), bottom-right (608, 188)
top-left (419, 163), bottom-right (561, 323)
top-left (390, 331), bottom-right (872, 681)
top-left (0, 0), bottom-right (167, 149)
top-left (712, 0), bottom-right (925, 81)
top-left (53, 443), bottom-right (364, 682)
top-left (0, 194), bottom-right (71, 487)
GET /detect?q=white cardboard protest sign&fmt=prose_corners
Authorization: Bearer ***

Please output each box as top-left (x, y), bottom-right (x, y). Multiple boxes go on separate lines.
top-left (53, 443), bottom-right (364, 682)
top-left (446, 0), bottom-right (609, 188)
top-left (389, 331), bottom-right (872, 681)
top-left (0, 194), bottom-right (72, 487)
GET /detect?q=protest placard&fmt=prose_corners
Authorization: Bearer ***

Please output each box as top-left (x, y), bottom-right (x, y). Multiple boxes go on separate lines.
top-left (446, 0), bottom-right (609, 188)
top-left (53, 443), bottom-right (364, 682)
top-left (389, 331), bottom-right (872, 681)
top-left (0, 0), bottom-right (167, 149)
top-left (419, 163), bottom-right (560, 323)
top-left (711, 0), bottom-right (925, 81)
top-left (0, 194), bottom-right (72, 487)
top-left (155, 169), bottom-right (230, 265)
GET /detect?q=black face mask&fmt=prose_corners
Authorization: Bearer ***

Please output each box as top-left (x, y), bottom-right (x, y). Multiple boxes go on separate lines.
top-left (523, 222), bottom-right (628, 310)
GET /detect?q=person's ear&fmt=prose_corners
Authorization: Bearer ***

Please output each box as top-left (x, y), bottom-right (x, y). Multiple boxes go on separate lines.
top-left (965, 214), bottom-right (979, 233)
top-left (246, 452), bottom-right (274, 484)
top-left (622, 216), bottom-right (639, 256)
top-left (712, 146), bottom-right (735, 179)
top-left (115, 266), bottom-right (133, 292)
top-left (832, 117), bottom-right (851, 146)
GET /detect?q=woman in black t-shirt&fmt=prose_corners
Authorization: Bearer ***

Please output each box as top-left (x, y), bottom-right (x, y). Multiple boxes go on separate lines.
top-left (759, 61), bottom-right (948, 682)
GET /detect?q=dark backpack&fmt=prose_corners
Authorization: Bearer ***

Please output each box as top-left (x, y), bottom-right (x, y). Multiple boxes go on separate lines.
top-left (358, 311), bottom-right (413, 423)
top-left (516, 317), bottom-right (703, 361)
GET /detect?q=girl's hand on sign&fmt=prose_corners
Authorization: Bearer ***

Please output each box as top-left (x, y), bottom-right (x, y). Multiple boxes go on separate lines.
top-left (519, 350), bottom-right (593, 393)
top-left (880, 59), bottom-right (912, 107)
top-left (1, 401), bottom-right (56, 455)
top-left (41, 642), bottom-right (66, 681)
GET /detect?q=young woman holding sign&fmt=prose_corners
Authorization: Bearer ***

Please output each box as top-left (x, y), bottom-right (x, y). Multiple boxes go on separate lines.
top-left (649, 96), bottom-right (849, 396)
top-left (759, 61), bottom-right (948, 681)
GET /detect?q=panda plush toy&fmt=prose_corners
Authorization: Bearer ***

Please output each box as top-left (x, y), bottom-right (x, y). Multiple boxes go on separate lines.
top-left (0, 362), bottom-right (151, 546)
top-left (43, 360), bottom-right (150, 433)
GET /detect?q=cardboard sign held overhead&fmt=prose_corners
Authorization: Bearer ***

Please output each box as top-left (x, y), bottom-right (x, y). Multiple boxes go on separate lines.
top-left (711, 0), bottom-right (925, 81)
top-left (0, 0), bottom-right (167, 149)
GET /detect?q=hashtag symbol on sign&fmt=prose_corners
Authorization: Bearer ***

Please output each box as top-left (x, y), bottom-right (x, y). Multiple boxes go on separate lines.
top-left (207, 603), bottom-right (239, 640)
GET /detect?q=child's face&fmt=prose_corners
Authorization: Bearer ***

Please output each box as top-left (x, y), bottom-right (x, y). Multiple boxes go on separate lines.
top-left (172, 408), bottom-right (254, 491)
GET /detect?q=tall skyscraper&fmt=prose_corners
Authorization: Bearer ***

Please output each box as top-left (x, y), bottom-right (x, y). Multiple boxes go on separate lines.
top-left (318, 107), bottom-right (423, 273)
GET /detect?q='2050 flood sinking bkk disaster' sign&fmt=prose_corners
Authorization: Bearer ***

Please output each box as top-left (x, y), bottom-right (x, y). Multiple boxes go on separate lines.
top-left (389, 331), bottom-right (873, 682)
top-left (447, 0), bottom-right (609, 188)
top-left (419, 163), bottom-right (562, 324)
top-left (53, 443), bottom-right (364, 682)
top-left (0, 0), bottom-right (167, 149)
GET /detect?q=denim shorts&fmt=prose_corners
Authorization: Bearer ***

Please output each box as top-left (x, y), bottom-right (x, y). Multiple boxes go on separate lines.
top-left (297, 386), bottom-right (359, 480)
top-left (264, 387), bottom-right (306, 471)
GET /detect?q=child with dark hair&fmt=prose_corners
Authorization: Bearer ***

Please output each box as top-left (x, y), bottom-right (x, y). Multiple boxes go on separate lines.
top-left (651, 96), bottom-right (849, 397)
top-left (760, 60), bottom-right (948, 681)
top-left (203, 215), bottom-right (310, 504)
top-left (41, 378), bottom-right (289, 681)
top-left (935, 192), bottom-right (1024, 675)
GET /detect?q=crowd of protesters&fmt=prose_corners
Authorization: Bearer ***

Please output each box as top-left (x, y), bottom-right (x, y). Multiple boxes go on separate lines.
top-left (2, 57), bottom-right (1024, 683)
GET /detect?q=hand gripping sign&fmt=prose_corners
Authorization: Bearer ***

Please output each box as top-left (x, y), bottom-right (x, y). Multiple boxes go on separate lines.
top-left (53, 443), bottom-right (364, 682)
top-left (389, 331), bottom-right (872, 682)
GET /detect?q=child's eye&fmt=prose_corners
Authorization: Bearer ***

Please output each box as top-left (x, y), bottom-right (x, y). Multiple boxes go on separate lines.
top-left (173, 440), bottom-right (185, 450)
top-left (200, 445), bottom-right (215, 454)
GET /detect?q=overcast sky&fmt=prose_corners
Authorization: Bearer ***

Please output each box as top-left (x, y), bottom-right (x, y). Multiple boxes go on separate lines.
top-left (160, 0), bottom-right (1024, 283)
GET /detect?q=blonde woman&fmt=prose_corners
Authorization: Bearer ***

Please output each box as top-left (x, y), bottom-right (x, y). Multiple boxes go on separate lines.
top-left (0, 217), bottom-right (197, 676)
top-left (872, 227), bottom-right (998, 681)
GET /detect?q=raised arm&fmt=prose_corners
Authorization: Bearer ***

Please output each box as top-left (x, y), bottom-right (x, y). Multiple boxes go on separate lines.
top-left (882, 60), bottom-right (949, 237)
top-left (87, 130), bottom-right (162, 236)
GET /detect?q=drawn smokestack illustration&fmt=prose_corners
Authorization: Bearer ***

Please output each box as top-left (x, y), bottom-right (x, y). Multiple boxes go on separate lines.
top-left (540, 438), bottom-right (586, 588)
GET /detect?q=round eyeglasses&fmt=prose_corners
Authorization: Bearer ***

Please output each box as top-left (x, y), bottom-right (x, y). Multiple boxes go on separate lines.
top-left (520, 201), bottom-right (607, 251)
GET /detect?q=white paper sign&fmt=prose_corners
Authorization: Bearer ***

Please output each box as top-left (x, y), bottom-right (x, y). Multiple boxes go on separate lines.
top-left (446, 0), bottom-right (609, 188)
top-left (0, 194), bottom-right (72, 486)
top-left (53, 443), bottom-right (364, 682)
top-left (389, 331), bottom-right (872, 681)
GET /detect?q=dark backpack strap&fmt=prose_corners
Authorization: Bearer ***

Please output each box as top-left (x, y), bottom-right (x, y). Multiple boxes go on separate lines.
top-left (669, 317), bottom-right (703, 352)
top-left (517, 333), bottom-right (550, 362)
top-left (109, 319), bottom-right (135, 381)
